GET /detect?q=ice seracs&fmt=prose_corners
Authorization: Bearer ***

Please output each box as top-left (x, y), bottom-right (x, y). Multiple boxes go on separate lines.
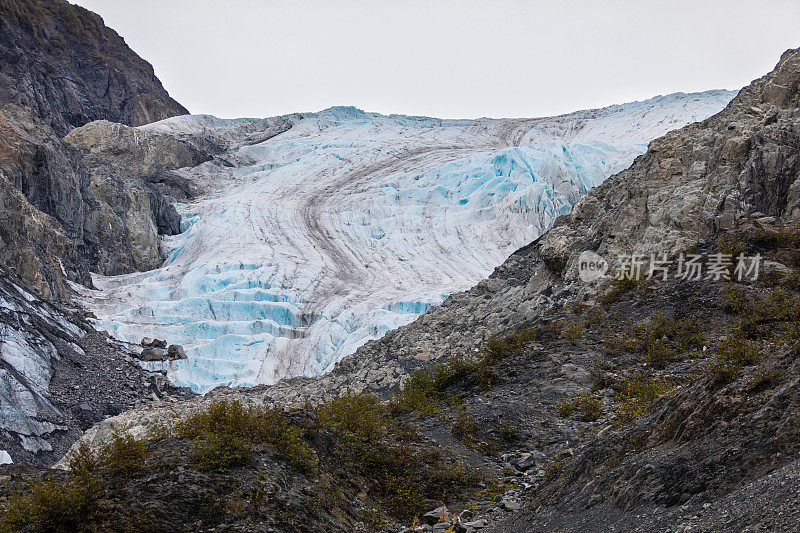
top-left (75, 91), bottom-right (736, 393)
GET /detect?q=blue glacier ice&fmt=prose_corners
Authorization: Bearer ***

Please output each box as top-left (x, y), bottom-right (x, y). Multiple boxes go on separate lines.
top-left (76, 91), bottom-right (736, 393)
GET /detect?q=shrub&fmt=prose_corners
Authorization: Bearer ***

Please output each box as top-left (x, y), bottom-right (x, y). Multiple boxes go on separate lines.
top-left (575, 395), bottom-right (603, 422)
top-left (1, 476), bottom-right (103, 533)
top-left (645, 340), bottom-right (676, 367)
top-left (704, 335), bottom-right (761, 383)
top-left (722, 287), bottom-right (749, 314)
top-left (100, 434), bottom-right (149, 479)
top-left (556, 394), bottom-right (603, 422)
top-left (319, 393), bottom-right (476, 522)
top-left (542, 458), bottom-right (565, 480)
top-left (600, 276), bottom-right (641, 304)
top-left (391, 354), bottom-right (498, 416)
top-left (624, 314), bottom-right (706, 367)
top-left (613, 372), bottom-right (671, 426)
top-left (451, 409), bottom-right (479, 445)
top-left (318, 392), bottom-right (385, 445)
top-left (720, 232), bottom-right (752, 259)
top-left (177, 400), bottom-right (316, 473)
top-left (191, 432), bottom-right (253, 472)
top-left (555, 398), bottom-right (575, 417)
top-left (561, 320), bottom-right (583, 345)
top-left (495, 420), bottom-right (520, 441)
top-left (748, 366), bottom-right (780, 392)
top-left (483, 326), bottom-right (536, 361)
top-left (590, 362), bottom-right (616, 391)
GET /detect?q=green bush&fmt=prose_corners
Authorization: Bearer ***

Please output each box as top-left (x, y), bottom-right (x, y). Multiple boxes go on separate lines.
top-left (451, 409), bottom-right (479, 445)
top-left (556, 394), bottom-right (603, 422)
top-left (191, 432), bottom-right (253, 472)
top-left (704, 335), bottom-right (761, 383)
top-left (483, 326), bottom-right (536, 361)
top-left (318, 393), bottom-right (476, 522)
top-left (177, 400), bottom-right (317, 473)
top-left (613, 372), bottom-right (671, 426)
top-left (391, 354), bottom-right (498, 416)
top-left (1, 476), bottom-right (103, 533)
top-left (623, 314), bottom-right (706, 367)
top-left (100, 434), bottom-right (149, 479)
top-left (722, 287), bottom-right (749, 314)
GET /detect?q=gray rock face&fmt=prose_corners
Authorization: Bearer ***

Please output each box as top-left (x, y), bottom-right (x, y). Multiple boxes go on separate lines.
top-left (0, 1), bottom-right (200, 299)
top-left (0, 105), bottom-right (209, 299)
top-left (0, 0), bottom-right (187, 137)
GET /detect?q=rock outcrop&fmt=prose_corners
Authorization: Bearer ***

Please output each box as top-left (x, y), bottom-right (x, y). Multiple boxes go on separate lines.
top-left (0, 105), bottom-right (209, 299)
top-left (0, 0), bottom-right (187, 136)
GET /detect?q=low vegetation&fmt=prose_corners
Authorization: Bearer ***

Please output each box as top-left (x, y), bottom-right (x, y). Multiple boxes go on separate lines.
top-left (704, 335), bottom-right (761, 383)
top-left (613, 372), bottom-right (671, 426)
top-left (317, 392), bottom-right (478, 522)
top-left (600, 275), bottom-right (642, 304)
top-left (176, 399), bottom-right (317, 473)
top-left (556, 394), bottom-right (603, 422)
top-left (391, 325), bottom-right (536, 417)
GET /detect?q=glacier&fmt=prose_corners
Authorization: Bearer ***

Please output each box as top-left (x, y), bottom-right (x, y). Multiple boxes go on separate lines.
top-left (75, 91), bottom-right (735, 393)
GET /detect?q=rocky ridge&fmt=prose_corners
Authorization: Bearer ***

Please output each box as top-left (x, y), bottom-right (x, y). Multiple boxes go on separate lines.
top-left (0, 0), bottom-right (187, 136)
top-left (0, 104), bottom-right (210, 299)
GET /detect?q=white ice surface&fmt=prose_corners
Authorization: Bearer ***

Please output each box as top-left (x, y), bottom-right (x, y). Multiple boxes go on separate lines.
top-left (76, 91), bottom-right (735, 393)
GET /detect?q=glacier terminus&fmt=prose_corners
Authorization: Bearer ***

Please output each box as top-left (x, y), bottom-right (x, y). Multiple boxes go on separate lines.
top-left (74, 92), bottom-right (735, 393)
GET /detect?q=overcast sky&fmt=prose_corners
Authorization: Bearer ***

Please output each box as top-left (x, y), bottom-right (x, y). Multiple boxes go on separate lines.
top-left (73, 0), bottom-right (800, 120)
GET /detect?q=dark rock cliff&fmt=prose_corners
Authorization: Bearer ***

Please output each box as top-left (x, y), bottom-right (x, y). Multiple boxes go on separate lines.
top-left (0, 105), bottom-right (208, 299)
top-left (0, 1), bottom-right (206, 299)
top-left (0, 0), bottom-right (187, 137)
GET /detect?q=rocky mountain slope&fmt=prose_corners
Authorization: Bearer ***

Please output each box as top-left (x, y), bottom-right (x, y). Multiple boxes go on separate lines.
top-left (0, 0), bottom-right (187, 136)
top-left (0, 0), bottom-right (195, 300)
top-left (0, 105), bottom-right (209, 300)
top-left (41, 47), bottom-right (800, 532)
top-left (0, 1), bottom-right (201, 467)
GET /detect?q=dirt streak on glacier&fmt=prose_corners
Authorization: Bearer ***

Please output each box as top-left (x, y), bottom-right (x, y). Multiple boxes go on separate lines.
top-left (74, 92), bottom-right (735, 393)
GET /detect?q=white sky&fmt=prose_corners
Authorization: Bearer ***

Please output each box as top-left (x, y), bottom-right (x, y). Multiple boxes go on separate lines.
top-left (72, 0), bottom-right (800, 119)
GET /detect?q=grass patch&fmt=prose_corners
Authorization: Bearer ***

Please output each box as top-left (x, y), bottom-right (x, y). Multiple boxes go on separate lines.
top-left (613, 372), bottom-right (671, 426)
top-left (600, 276), bottom-right (641, 304)
top-left (556, 394), bottom-right (603, 422)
